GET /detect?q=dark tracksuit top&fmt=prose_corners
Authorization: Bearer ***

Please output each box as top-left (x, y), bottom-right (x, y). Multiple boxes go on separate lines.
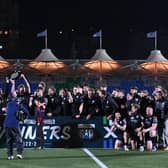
top-left (4, 99), bottom-right (29, 128)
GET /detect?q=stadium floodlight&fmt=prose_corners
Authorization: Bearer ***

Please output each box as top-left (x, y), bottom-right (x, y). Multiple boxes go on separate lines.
top-left (0, 45), bottom-right (2, 49)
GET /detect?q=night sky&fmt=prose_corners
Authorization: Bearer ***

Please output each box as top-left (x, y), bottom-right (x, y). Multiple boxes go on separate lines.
top-left (18, 0), bottom-right (168, 60)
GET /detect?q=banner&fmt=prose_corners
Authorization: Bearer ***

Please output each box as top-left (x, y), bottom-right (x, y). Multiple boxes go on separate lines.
top-left (0, 116), bottom-right (114, 148)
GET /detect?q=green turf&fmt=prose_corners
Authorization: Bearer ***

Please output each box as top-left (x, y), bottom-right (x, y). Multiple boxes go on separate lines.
top-left (0, 148), bottom-right (168, 168)
top-left (90, 149), bottom-right (168, 168)
top-left (0, 148), bottom-right (98, 168)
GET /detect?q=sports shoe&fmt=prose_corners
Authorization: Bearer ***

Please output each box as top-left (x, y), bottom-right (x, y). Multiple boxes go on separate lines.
top-left (152, 146), bottom-right (157, 152)
top-left (17, 154), bottom-right (23, 159)
top-left (35, 146), bottom-right (43, 150)
top-left (7, 156), bottom-right (14, 160)
top-left (124, 145), bottom-right (129, 151)
top-left (139, 146), bottom-right (144, 152)
top-left (164, 146), bottom-right (168, 151)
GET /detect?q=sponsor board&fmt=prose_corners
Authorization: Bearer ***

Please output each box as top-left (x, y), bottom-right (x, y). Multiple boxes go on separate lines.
top-left (0, 116), bottom-right (113, 148)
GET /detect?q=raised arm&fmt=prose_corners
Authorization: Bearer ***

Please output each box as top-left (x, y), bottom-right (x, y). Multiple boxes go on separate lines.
top-left (4, 77), bottom-right (10, 100)
top-left (10, 79), bottom-right (17, 97)
top-left (21, 74), bottom-right (31, 94)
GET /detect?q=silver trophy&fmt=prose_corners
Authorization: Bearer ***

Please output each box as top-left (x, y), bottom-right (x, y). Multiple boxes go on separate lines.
top-left (8, 71), bottom-right (22, 80)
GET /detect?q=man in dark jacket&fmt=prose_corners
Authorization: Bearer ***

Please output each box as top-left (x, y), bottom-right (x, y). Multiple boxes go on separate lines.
top-left (4, 80), bottom-right (29, 160)
top-left (98, 89), bottom-right (118, 120)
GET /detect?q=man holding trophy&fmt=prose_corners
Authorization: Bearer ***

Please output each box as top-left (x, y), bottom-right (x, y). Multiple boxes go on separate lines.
top-left (4, 71), bottom-right (30, 160)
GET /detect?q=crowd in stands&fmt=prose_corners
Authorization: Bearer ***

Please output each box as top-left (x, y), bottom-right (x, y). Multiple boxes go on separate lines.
top-left (1, 74), bottom-right (168, 151)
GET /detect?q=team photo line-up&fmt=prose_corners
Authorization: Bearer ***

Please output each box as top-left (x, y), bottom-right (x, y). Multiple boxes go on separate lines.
top-left (0, 72), bottom-right (168, 159)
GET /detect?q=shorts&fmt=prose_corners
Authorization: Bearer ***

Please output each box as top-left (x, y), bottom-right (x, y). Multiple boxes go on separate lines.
top-left (128, 129), bottom-right (138, 141)
top-left (144, 132), bottom-right (152, 141)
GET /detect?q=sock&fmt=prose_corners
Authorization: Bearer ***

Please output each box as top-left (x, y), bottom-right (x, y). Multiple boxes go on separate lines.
top-left (151, 136), bottom-right (157, 148)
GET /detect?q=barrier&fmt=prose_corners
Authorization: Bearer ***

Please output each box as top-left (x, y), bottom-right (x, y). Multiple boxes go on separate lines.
top-left (0, 116), bottom-right (114, 148)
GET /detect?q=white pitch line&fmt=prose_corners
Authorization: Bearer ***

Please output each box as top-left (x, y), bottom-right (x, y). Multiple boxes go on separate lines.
top-left (82, 148), bottom-right (108, 168)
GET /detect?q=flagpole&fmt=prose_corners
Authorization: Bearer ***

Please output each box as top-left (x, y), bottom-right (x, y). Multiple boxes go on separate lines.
top-left (154, 30), bottom-right (157, 50)
top-left (100, 29), bottom-right (102, 49)
top-left (45, 29), bottom-right (48, 49)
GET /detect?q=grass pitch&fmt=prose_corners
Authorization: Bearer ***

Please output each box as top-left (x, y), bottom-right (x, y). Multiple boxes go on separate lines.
top-left (0, 148), bottom-right (168, 168)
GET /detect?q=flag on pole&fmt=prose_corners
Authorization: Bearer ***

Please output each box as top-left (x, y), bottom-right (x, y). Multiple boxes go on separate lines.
top-left (37, 29), bottom-right (48, 48)
top-left (37, 30), bottom-right (47, 37)
top-left (146, 31), bottom-right (157, 38)
top-left (93, 30), bottom-right (102, 48)
top-left (93, 30), bottom-right (102, 38)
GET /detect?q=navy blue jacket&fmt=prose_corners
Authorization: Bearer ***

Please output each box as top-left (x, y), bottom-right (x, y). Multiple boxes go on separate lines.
top-left (4, 100), bottom-right (29, 128)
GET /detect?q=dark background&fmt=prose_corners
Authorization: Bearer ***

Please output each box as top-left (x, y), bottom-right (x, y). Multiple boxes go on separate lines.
top-left (1, 0), bottom-right (168, 60)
